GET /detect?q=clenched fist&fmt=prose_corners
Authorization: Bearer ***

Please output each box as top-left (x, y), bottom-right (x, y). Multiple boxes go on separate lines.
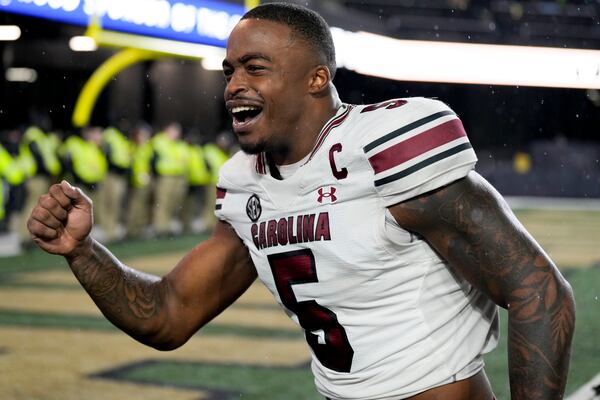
top-left (27, 180), bottom-right (93, 256)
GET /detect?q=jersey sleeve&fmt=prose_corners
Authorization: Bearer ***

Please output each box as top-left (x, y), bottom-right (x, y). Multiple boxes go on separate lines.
top-left (214, 156), bottom-right (236, 222)
top-left (214, 185), bottom-right (227, 220)
top-left (361, 97), bottom-right (477, 206)
top-left (213, 151), bottom-right (255, 223)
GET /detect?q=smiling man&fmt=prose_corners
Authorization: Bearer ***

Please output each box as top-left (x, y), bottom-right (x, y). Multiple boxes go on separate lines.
top-left (222, 9), bottom-right (339, 166)
top-left (27, 3), bottom-right (574, 400)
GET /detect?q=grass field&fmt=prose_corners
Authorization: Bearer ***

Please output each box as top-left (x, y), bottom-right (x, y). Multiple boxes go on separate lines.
top-left (0, 209), bottom-right (598, 400)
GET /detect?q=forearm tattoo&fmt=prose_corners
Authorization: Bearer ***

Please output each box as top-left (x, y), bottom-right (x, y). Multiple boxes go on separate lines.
top-left (68, 240), bottom-right (164, 335)
top-left (404, 176), bottom-right (575, 399)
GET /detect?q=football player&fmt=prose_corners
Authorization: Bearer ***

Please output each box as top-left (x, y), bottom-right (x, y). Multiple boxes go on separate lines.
top-left (28, 3), bottom-right (574, 399)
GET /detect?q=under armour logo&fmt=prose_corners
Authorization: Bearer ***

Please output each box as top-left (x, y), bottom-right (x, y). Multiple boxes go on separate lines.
top-left (317, 187), bottom-right (337, 203)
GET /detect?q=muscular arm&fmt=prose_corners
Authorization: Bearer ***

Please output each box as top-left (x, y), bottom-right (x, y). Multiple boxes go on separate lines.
top-left (388, 171), bottom-right (575, 399)
top-left (67, 221), bottom-right (257, 350)
top-left (27, 181), bottom-right (257, 350)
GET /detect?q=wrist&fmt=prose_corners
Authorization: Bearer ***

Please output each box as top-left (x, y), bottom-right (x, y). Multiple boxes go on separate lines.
top-left (65, 236), bottom-right (95, 262)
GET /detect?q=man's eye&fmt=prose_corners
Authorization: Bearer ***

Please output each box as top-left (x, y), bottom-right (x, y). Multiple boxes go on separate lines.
top-left (247, 65), bottom-right (265, 72)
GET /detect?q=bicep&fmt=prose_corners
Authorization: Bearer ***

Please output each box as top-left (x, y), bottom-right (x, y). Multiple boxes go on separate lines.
top-left (388, 171), bottom-right (565, 308)
top-left (162, 220), bottom-right (256, 339)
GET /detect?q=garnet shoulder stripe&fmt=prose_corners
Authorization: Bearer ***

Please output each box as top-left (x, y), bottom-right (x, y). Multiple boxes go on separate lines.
top-left (374, 142), bottom-right (473, 187)
top-left (363, 110), bottom-right (455, 153)
top-left (368, 118), bottom-right (467, 174)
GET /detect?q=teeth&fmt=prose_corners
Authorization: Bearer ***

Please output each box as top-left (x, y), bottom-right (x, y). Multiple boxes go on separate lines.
top-left (231, 106), bottom-right (260, 114)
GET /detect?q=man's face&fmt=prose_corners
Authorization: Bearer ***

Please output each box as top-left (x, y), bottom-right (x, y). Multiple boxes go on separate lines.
top-left (165, 124), bottom-right (181, 140)
top-left (223, 19), bottom-right (316, 155)
top-left (84, 127), bottom-right (103, 145)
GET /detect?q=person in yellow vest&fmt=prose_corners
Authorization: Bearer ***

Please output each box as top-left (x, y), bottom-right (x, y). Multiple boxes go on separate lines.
top-left (125, 122), bottom-right (154, 239)
top-left (0, 141), bottom-right (24, 232)
top-left (201, 132), bottom-right (233, 230)
top-left (150, 122), bottom-right (189, 237)
top-left (0, 135), bottom-right (27, 231)
top-left (1, 129), bottom-right (28, 237)
top-left (19, 125), bottom-right (62, 244)
top-left (96, 125), bottom-right (132, 242)
top-left (0, 145), bottom-right (7, 227)
top-left (181, 132), bottom-right (212, 234)
top-left (59, 127), bottom-right (108, 227)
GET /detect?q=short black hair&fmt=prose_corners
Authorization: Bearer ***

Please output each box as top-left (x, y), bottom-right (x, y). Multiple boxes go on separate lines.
top-left (242, 2), bottom-right (337, 78)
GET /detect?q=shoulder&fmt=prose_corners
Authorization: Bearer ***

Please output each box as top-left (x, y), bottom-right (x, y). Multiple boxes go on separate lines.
top-left (348, 97), bottom-right (458, 146)
top-left (217, 150), bottom-right (256, 189)
top-left (357, 96), bottom-right (450, 115)
top-left (350, 97), bottom-right (476, 206)
top-left (215, 151), bottom-right (261, 222)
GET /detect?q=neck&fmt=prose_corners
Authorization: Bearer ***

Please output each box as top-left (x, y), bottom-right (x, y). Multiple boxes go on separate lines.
top-left (270, 86), bottom-right (342, 165)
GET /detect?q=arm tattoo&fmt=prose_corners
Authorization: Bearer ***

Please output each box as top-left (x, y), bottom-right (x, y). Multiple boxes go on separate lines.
top-left (403, 175), bottom-right (575, 399)
top-left (68, 240), bottom-right (164, 337)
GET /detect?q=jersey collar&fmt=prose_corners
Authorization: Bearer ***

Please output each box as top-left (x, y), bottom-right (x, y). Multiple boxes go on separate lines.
top-left (254, 104), bottom-right (354, 175)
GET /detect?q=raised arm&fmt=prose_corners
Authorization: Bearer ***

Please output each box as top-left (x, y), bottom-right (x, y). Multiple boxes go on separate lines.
top-left (388, 171), bottom-right (575, 399)
top-left (27, 181), bottom-right (257, 350)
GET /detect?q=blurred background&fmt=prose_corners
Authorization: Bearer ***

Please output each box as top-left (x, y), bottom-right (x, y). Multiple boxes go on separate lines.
top-left (1, 0), bottom-right (600, 250)
top-left (0, 0), bottom-right (599, 399)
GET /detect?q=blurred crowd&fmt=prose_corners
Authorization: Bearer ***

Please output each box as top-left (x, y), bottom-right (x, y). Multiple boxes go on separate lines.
top-left (0, 119), bottom-right (236, 250)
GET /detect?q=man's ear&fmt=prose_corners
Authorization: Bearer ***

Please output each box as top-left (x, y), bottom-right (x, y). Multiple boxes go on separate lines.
top-left (308, 65), bottom-right (331, 95)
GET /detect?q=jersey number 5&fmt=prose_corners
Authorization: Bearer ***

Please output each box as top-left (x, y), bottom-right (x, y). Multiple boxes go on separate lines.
top-left (268, 249), bottom-right (354, 373)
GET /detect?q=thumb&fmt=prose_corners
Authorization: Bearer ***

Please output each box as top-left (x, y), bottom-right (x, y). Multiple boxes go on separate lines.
top-left (60, 180), bottom-right (92, 207)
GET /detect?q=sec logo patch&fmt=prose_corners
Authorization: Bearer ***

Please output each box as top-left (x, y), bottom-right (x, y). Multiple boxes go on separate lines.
top-left (246, 194), bottom-right (262, 222)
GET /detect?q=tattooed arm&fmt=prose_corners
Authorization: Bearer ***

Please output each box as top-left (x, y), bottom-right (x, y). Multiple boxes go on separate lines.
top-left (388, 171), bottom-right (575, 399)
top-left (27, 181), bottom-right (257, 350)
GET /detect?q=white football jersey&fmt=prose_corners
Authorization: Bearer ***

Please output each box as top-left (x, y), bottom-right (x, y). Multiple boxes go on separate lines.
top-left (215, 97), bottom-right (499, 399)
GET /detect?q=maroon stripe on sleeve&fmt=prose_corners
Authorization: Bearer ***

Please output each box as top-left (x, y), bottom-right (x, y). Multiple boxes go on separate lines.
top-left (216, 187), bottom-right (227, 199)
top-left (368, 118), bottom-right (467, 174)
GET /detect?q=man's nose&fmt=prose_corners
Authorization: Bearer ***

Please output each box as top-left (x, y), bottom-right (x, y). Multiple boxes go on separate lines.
top-left (225, 71), bottom-right (247, 99)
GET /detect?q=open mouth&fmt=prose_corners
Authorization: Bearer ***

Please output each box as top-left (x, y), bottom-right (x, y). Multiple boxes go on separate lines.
top-left (230, 105), bottom-right (263, 128)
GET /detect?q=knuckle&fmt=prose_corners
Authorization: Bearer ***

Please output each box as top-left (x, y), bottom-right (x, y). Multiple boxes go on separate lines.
top-left (27, 218), bottom-right (40, 234)
top-left (39, 194), bottom-right (54, 208)
top-left (38, 226), bottom-right (55, 239)
top-left (36, 207), bottom-right (51, 221)
top-left (54, 207), bottom-right (68, 219)
top-left (30, 207), bottom-right (41, 221)
top-left (48, 184), bottom-right (61, 196)
top-left (38, 193), bottom-right (49, 204)
top-left (48, 184), bottom-right (69, 206)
